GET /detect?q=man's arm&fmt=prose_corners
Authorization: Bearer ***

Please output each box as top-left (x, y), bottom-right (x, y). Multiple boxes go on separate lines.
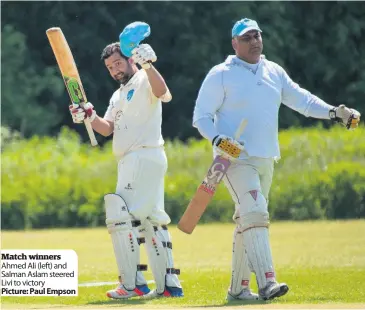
top-left (279, 65), bottom-right (361, 129)
top-left (70, 103), bottom-right (114, 137)
top-left (144, 65), bottom-right (171, 101)
top-left (193, 67), bottom-right (225, 142)
top-left (132, 44), bottom-right (172, 102)
top-left (90, 116), bottom-right (114, 137)
top-left (279, 65), bottom-right (334, 119)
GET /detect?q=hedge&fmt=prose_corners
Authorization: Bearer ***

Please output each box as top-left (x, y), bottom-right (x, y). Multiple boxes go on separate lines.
top-left (2, 125), bottom-right (364, 229)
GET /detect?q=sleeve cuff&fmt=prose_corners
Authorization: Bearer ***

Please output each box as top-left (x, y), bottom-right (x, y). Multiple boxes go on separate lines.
top-left (159, 88), bottom-right (172, 103)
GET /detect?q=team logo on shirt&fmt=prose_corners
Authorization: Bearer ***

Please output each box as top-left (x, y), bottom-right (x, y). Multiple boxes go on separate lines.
top-left (127, 89), bottom-right (135, 101)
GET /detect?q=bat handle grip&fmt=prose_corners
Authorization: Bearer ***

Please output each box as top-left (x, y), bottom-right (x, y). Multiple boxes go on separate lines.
top-left (83, 118), bottom-right (98, 146)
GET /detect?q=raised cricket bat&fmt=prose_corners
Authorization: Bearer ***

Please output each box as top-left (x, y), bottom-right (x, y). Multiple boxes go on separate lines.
top-left (178, 120), bottom-right (248, 234)
top-left (46, 27), bottom-right (98, 146)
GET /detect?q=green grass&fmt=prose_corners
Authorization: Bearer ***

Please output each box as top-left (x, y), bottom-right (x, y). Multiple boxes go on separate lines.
top-left (2, 220), bottom-right (365, 309)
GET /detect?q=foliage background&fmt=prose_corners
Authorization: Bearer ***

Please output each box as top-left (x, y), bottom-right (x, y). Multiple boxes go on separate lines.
top-left (2, 126), bottom-right (364, 229)
top-left (2, 1), bottom-right (365, 141)
top-left (1, 2), bottom-right (364, 229)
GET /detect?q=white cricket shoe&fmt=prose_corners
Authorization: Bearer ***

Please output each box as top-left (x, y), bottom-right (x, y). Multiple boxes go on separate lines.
top-left (259, 281), bottom-right (289, 300)
top-left (227, 288), bottom-right (259, 301)
top-left (106, 283), bottom-right (150, 299)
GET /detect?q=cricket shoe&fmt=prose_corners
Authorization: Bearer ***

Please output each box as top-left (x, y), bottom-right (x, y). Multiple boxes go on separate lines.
top-left (227, 288), bottom-right (259, 301)
top-left (259, 282), bottom-right (289, 300)
top-left (142, 286), bottom-right (184, 299)
top-left (106, 283), bottom-right (150, 299)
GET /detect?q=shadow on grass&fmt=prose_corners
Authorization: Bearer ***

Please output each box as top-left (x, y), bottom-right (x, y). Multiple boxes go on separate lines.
top-left (87, 299), bottom-right (147, 306)
top-left (88, 298), bottom-right (269, 308)
top-left (191, 300), bottom-right (268, 308)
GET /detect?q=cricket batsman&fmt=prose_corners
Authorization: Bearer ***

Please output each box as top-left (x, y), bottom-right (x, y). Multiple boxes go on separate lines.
top-left (192, 18), bottom-right (361, 301)
top-left (69, 22), bottom-right (183, 299)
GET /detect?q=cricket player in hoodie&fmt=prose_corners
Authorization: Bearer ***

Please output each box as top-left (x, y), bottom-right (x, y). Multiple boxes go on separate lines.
top-left (193, 17), bottom-right (361, 301)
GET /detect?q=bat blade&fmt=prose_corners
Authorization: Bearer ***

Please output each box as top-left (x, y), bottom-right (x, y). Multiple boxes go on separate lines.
top-left (177, 156), bottom-right (231, 234)
top-left (46, 27), bottom-right (98, 146)
top-left (178, 119), bottom-right (248, 234)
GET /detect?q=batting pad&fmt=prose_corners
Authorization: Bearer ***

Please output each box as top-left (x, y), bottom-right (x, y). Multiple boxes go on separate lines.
top-left (230, 226), bottom-right (252, 296)
top-left (105, 194), bottom-right (146, 290)
top-left (238, 191), bottom-right (275, 289)
top-left (141, 220), bottom-right (181, 293)
top-left (155, 225), bottom-right (182, 289)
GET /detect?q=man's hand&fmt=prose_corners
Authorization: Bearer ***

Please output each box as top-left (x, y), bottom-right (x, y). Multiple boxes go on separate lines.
top-left (131, 44), bottom-right (157, 69)
top-left (212, 135), bottom-right (244, 161)
top-left (330, 105), bottom-right (361, 130)
top-left (69, 102), bottom-right (96, 124)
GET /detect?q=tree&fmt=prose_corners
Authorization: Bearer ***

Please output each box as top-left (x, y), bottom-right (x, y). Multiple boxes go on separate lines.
top-left (1, 25), bottom-right (64, 137)
top-left (1, 2), bottom-right (364, 141)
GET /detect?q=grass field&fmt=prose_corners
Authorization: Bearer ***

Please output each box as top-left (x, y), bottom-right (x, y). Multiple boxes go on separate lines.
top-left (2, 220), bottom-right (365, 309)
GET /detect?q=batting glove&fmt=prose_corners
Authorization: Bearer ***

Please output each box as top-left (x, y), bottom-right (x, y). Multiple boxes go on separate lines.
top-left (329, 105), bottom-right (361, 130)
top-left (131, 44), bottom-right (157, 69)
top-left (212, 135), bottom-right (244, 161)
top-left (69, 102), bottom-right (96, 124)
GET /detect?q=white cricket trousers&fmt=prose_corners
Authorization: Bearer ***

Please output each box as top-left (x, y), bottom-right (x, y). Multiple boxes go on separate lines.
top-left (223, 155), bottom-right (274, 219)
top-left (115, 147), bottom-right (171, 225)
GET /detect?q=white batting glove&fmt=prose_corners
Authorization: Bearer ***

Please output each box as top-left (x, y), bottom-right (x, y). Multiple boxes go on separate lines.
top-left (131, 44), bottom-right (157, 69)
top-left (69, 102), bottom-right (96, 124)
top-left (329, 105), bottom-right (361, 130)
top-left (212, 135), bottom-right (244, 161)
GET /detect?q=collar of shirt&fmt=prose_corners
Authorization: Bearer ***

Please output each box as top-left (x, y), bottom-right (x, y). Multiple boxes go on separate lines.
top-left (225, 55), bottom-right (266, 74)
top-left (119, 69), bottom-right (143, 90)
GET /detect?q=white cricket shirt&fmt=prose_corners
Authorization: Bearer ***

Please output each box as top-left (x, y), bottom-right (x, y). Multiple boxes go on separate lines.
top-left (104, 70), bottom-right (164, 158)
top-left (193, 55), bottom-right (335, 159)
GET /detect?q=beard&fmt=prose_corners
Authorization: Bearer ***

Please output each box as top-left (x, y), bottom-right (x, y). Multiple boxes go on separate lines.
top-left (114, 72), bottom-right (133, 85)
top-left (113, 61), bottom-right (136, 85)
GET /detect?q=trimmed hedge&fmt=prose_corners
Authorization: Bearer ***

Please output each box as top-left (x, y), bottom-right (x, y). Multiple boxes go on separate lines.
top-left (2, 125), bottom-right (364, 229)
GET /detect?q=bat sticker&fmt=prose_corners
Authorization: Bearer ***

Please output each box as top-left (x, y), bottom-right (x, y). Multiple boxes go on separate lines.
top-left (64, 76), bottom-right (85, 104)
top-left (199, 157), bottom-right (230, 195)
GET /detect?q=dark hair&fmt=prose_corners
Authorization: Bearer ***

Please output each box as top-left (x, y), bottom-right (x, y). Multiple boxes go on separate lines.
top-left (100, 42), bottom-right (128, 61)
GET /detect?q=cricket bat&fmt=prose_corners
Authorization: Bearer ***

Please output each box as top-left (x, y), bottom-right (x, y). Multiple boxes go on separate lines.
top-left (46, 27), bottom-right (98, 146)
top-left (177, 119), bottom-right (248, 234)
